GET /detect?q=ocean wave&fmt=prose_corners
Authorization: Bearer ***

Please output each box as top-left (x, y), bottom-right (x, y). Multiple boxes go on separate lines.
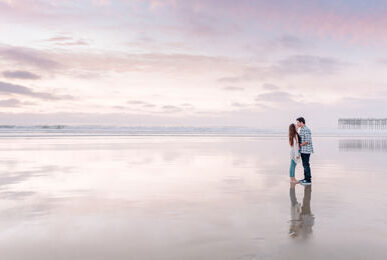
top-left (0, 125), bottom-right (386, 137)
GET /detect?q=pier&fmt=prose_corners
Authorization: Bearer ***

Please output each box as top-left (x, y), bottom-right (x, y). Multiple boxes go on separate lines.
top-left (338, 118), bottom-right (387, 129)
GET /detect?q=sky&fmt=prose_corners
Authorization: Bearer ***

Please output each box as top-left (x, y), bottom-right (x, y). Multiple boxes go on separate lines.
top-left (1, 0), bottom-right (387, 128)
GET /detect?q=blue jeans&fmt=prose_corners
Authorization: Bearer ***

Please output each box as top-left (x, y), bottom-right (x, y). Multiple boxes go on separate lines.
top-left (301, 153), bottom-right (311, 181)
top-left (289, 159), bottom-right (296, 177)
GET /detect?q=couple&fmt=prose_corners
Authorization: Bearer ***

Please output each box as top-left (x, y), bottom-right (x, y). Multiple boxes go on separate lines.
top-left (289, 117), bottom-right (313, 185)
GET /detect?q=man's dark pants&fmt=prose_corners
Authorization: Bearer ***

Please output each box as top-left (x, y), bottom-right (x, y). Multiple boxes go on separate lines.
top-left (301, 153), bottom-right (311, 181)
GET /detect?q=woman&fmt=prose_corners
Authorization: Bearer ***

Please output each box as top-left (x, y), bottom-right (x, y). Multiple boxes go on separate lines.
top-left (289, 123), bottom-right (301, 183)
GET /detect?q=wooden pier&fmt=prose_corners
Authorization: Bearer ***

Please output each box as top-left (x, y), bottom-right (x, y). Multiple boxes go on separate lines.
top-left (338, 118), bottom-right (387, 129)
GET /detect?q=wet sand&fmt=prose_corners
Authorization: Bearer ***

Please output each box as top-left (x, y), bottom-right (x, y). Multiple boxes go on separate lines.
top-left (0, 136), bottom-right (386, 260)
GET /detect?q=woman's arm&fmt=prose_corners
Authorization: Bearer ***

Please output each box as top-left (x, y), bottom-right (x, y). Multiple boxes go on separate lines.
top-left (293, 138), bottom-right (300, 156)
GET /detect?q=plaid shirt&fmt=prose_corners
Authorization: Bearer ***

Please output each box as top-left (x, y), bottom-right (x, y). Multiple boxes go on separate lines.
top-left (299, 125), bottom-right (314, 154)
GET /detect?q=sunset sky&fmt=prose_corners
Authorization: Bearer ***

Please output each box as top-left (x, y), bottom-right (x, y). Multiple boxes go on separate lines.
top-left (1, 0), bottom-right (387, 128)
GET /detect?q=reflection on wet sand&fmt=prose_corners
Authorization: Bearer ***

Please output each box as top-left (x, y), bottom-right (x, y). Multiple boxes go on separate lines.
top-left (1, 136), bottom-right (387, 259)
top-left (289, 184), bottom-right (314, 239)
top-left (339, 139), bottom-right (387, 152)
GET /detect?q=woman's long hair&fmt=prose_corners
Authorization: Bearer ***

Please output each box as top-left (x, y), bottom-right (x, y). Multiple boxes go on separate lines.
top-left (289, 123), bottom-right (300, 146)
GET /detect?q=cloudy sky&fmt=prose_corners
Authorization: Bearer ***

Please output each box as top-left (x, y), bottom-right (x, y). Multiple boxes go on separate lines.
top-left (1, 0), bottom-right (386, 128)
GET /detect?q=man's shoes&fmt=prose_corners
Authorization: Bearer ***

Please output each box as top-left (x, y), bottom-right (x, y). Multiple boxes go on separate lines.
top-left (300, 179), bottom-right (312, 185)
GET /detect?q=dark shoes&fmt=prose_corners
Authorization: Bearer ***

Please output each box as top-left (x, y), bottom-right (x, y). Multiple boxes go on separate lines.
top-left (300, 179), bottom-right (312, 185)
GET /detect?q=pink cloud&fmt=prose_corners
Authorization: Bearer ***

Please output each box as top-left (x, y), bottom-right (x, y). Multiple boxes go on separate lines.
top-left (0, 45), bottom-right (60, 70)
top-left (2, 0), bottom-right (387, 43)
top-left (135, 0), bottom-right (387, 43)
top-left (0, 44), bottom-right (244, 78)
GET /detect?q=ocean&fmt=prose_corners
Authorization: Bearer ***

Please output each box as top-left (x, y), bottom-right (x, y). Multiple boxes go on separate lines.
top-left (0, 125), bottom-right (386, 137)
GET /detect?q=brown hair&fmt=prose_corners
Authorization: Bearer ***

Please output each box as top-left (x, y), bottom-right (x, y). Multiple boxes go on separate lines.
top-left (289, 123), bottom-right (300, 146)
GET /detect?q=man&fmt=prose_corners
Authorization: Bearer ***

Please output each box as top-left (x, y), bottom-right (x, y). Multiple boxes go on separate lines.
top-left (296, 117), bottom-right (313, 185)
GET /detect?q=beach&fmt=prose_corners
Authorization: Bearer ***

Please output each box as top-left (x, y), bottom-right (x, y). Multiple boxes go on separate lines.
top-left (0, 134), bottom-right (386, 260)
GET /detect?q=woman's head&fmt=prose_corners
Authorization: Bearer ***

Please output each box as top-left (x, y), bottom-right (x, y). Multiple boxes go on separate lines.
top-left (289, 123), bottom-right (299, 146)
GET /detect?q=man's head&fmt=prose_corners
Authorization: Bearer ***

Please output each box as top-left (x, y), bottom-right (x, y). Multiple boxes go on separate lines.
top-left (296, 117), bottom-right (305, 128)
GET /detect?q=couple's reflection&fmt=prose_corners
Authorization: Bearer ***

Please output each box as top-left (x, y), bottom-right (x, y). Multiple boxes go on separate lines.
top-left (289, 183), bottom-right (314, 238)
